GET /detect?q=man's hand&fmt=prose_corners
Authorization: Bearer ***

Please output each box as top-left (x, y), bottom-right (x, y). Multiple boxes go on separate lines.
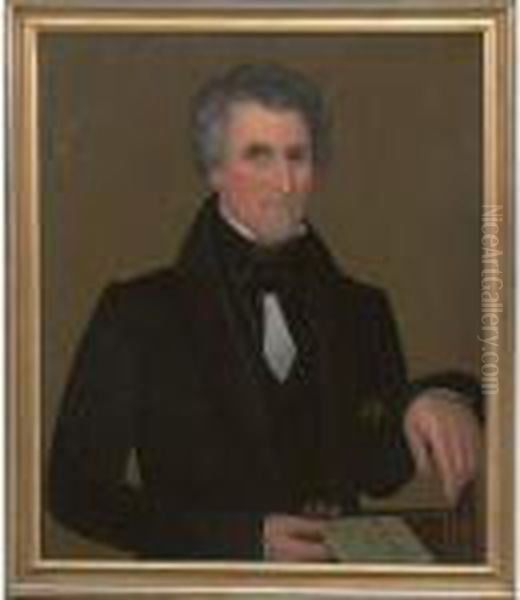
top-left (263, 514), bottom-right (335, 562)
top-left (404, 388), bottom-right (482, 505)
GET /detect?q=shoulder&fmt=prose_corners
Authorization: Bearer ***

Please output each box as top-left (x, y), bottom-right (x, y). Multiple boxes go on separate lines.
top-left (106, 266), bottom-right (180, 302)
top-left (305, 228), bottom-right (395, 317)
top-left (341, 274), bottom-right (388, 303)
top-left (90, 265), bottom-right (188, 334)
top-left (331, 271), bottom-right (396, 320)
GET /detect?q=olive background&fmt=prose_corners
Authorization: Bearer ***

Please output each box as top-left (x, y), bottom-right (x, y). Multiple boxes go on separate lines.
top-left (40, 32), bottom-right (482, 558)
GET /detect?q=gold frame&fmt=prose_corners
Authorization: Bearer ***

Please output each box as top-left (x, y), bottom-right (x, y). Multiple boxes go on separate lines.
top-left (7, 0), bottom-right (514, 597)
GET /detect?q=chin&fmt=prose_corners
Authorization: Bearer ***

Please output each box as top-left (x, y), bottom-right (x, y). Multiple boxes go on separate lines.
top-left (255, 221), bottom-right (301, 248)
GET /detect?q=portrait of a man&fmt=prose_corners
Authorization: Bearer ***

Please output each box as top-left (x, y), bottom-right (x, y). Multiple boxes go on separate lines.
top-left (47, 62), bottom-right (482, 561)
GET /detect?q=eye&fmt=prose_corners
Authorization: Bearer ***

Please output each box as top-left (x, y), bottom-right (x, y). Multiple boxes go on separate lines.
top-left (243, 143), bottom-right (272, 163)
top-left (287, 145), bottom-right (311, 164)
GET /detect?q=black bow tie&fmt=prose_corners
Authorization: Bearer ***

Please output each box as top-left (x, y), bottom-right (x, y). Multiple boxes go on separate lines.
top-left (213, 204), bottom-right (311, 295)
top-left (242, 242), bottom-right (309, 296)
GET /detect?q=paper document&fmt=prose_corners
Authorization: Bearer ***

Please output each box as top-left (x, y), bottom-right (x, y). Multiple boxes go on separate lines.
top-left (326, 515), bottom-right (434, 563)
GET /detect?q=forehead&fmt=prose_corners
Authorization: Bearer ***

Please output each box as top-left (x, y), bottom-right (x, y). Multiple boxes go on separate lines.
top-left (224, 101), bottom-right (311, 145)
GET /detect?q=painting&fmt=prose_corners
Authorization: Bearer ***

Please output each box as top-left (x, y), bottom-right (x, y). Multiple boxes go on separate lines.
top-left (7, 0), bottom-right (514, 597)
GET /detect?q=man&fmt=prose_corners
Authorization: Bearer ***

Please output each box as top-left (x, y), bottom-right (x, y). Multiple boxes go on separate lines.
top-left (49, 63), bottom-right (481, 561)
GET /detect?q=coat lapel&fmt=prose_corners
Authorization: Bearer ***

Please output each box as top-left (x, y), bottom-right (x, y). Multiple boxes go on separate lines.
top-left (175, 202), bottom-right (281, 488)
top-left (304, 250), bottom-right (363, 501)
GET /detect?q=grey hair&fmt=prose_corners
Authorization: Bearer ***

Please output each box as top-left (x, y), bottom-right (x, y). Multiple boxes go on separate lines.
top-left (191, 63), bottom-right (330, 178)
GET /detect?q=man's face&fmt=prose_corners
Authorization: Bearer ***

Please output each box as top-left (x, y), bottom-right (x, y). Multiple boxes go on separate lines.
top-left (210, 101), bottom-right (315, 247)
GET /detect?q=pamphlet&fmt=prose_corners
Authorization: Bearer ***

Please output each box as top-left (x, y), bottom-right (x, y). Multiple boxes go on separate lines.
top-left (326, 515), bottom-right (435, 563)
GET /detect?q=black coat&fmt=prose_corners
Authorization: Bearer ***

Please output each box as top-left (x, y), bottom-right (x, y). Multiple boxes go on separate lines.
top-left (49, 201), bottom-right (420, 559)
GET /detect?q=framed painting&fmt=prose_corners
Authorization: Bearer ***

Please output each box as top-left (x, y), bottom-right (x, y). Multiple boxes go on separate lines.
top-left (7, 0), bottom-right (514, 597)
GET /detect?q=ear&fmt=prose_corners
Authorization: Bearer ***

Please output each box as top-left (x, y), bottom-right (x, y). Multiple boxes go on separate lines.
top-left (208, 166), bottom-right (224, 193)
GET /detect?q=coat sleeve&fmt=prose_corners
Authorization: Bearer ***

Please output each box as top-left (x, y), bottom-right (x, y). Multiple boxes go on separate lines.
top-left (353, 289), bottom-right (482, 498)
top-left (352, 289), bottom-right (416, 497)
top-left (47, 285), bottom-right (150, 551)
top-left (47, 285), bottom-right (264, 559)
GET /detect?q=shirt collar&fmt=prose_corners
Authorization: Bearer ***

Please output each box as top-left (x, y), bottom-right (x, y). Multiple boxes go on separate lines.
top-left (217, 200), bottom-right (307, 246)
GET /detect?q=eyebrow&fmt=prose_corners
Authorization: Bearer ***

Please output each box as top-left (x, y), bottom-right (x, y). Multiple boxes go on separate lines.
top-left (242, 141), bottom-right (310, 158)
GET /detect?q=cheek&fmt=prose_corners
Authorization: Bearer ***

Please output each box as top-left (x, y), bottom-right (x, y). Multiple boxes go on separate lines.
top-left (224, 167), bottom-right (266, 204)
top-left (298, 167), bottom-right (315, 193)
top-left (226, 168), bottom-right (254, 192)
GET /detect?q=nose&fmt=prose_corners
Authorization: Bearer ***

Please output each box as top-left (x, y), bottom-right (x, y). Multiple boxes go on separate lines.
top-left (274, 159), bottom-right (295, 194)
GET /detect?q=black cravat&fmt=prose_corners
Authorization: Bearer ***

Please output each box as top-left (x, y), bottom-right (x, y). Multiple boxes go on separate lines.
top-left (212, 205), bottom-right (314, 367)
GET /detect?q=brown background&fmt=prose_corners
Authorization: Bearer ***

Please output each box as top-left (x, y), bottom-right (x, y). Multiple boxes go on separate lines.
top-left (40, 32), bottom-right (482, 557)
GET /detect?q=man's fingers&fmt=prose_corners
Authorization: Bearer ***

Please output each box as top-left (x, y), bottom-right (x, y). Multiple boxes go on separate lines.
top-left (458, 414), bottom-right (481, 480)
top-left (425, 414), bottom-right (463, 503)
top-left (291, 517), bottom-right (327, 540)
top-left (264, 515), bottom-right (334, 562)
top-left (405, 415), bottom-right (434, 476)
top-left (449, 420), bottom-right (481, 500)
top-left (434, 408), bottom-right (481, 503)
top-left (431, 423), bottom-right (458, 499)
top-left (404, 393), bottom-right (482, 506)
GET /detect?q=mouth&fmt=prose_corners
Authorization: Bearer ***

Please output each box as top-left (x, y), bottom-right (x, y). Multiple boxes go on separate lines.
top-left (263, 194), bottom-right (299, 209)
